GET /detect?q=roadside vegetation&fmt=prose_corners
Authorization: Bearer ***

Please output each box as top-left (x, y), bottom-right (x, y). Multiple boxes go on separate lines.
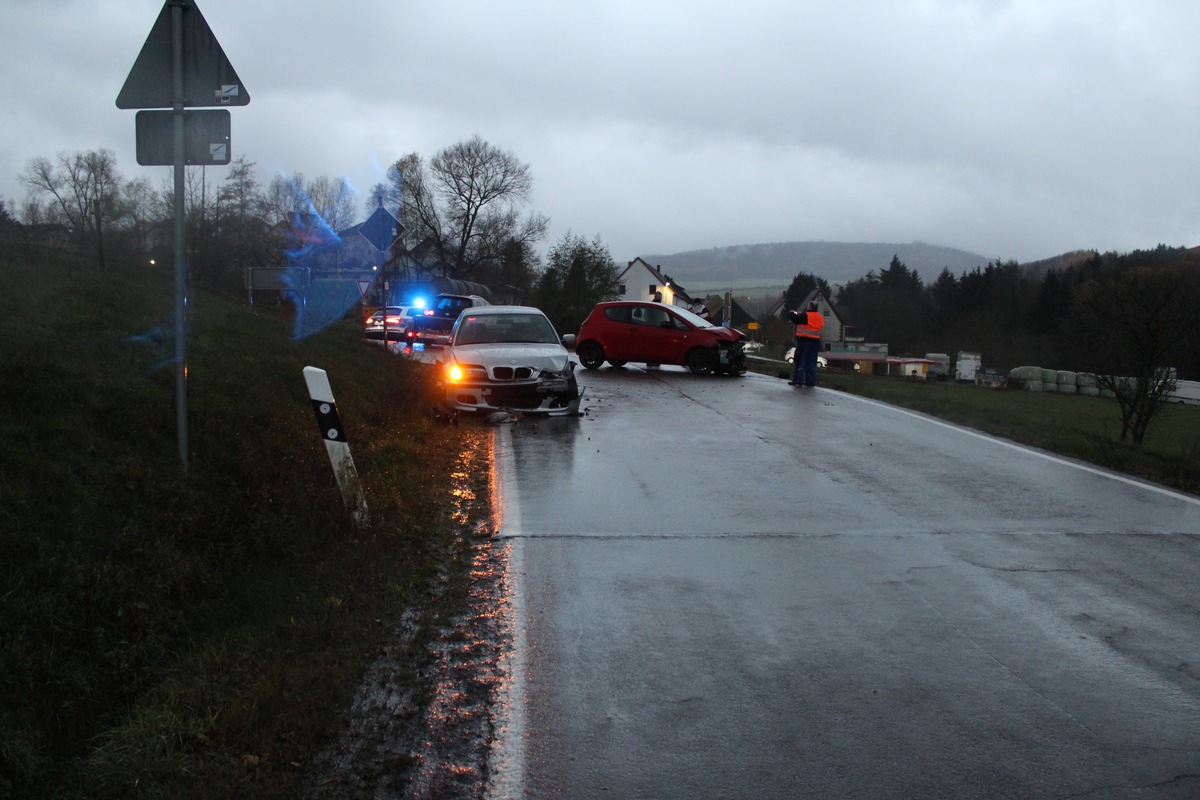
top-left (748, 361), bottom-right (1200, 495)
top-left (0, 245), bottom-right (491, 799)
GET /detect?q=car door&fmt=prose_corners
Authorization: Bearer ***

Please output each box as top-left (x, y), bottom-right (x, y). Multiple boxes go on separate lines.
top-left (599, 305), bottom-right (642, 360)
top-left (622, 305), bottom-right (682, 363)
top-left (640, 306), bottom-right (695, 363)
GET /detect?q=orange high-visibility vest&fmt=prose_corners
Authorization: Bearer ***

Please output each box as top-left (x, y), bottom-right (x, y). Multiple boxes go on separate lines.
top-left (795, 311), bottom-right (824, 340)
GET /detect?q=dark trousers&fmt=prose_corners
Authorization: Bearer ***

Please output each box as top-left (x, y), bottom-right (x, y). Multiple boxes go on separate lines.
top-left (793, 338), bottom-right (820, 386)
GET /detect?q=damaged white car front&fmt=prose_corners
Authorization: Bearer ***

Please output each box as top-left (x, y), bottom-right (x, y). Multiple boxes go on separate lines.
top-left (441, 307), bottom-right (582, 417)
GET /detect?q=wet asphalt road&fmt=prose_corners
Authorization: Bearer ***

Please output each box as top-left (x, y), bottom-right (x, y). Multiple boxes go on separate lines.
top-left (485, 364), bottom-right (1200, 799)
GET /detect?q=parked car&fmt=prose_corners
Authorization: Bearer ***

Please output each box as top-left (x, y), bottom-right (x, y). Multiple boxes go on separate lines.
top-left (783, 347), bottom-right (837, 370)
top-left (440, 306), bottom-right (580, 416)
top-left (575, 301), bottom-right (747, 375)
top-left (363, 305), bottom-right (420, 340)
top-left (406, 294), bottom-right (490, 347)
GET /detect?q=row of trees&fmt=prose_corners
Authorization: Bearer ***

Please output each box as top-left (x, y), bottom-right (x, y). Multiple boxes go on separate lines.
top-left (5, 138), bottom-right (625, 323)
top-left (10, 149), bottom-right (360, 288)
top-left (792, 248), bottom-right (1200, 443)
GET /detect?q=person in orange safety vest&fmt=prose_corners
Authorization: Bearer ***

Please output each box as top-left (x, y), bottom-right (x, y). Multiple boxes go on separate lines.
top-left (788, 301), bottom-right (824, 387)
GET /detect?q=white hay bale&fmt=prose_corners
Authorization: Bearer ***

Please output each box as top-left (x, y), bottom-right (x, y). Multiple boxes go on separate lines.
top-left (1017, 366), bottom-right (1042, 381)
top-left (1025, 380), bottom-right (1044, 392)
top-left (1057, 370), bottom-right (1077, 385)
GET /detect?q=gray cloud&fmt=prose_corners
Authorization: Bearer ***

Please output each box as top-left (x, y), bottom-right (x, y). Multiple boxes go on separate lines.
top-left (3, 0), bottom-right (1199, 264)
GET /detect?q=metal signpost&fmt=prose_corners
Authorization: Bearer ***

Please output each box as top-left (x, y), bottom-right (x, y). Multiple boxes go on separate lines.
top-left (117, 0), bottom-right (250, 474)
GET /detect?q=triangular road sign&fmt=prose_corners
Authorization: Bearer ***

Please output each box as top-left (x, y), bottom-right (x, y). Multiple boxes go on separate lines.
top-left (116, 0), bottom-right (250, 110)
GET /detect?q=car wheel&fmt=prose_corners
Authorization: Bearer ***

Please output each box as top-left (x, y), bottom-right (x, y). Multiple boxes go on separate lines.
top-left (577, 341), bottom-right (604, 370)
top-left (686, 347), bottom-right (716, 375)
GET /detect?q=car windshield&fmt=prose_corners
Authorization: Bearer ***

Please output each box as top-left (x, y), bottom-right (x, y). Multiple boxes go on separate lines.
top-left (665, 305), bottom-right (718, 329)
top-left (456, 313), bottom-right (560, 346)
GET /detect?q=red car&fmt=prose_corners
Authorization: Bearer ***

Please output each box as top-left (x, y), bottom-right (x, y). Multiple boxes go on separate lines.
top-left (575, 301), bottom-right (747, 375)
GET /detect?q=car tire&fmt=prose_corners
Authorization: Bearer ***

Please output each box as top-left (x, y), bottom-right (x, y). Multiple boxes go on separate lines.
top-left (577, 341), bottom-right (604, 370)
top-left (686, 347), bottom-right (716, 375)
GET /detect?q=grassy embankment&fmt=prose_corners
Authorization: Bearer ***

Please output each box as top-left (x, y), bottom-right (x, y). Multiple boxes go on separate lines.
top-left (748, 359), bottom-right (1200, 495)
top-left (1, 245), bottom-right (491, 799)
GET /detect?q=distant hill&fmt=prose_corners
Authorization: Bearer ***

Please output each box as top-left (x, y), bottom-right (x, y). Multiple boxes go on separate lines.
top-left (1018, 249), bottom-right (1099, 279)
top-left (639, 241), bottom-right (992, 287)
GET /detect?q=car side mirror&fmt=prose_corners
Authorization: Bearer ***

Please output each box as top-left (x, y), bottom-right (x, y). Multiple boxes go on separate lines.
top-left (562, 333), bottom-right (576, 346)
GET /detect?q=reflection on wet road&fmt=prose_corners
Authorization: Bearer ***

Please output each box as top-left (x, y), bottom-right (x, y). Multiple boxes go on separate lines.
top-left (487, 365), bottom-right (1200, 799)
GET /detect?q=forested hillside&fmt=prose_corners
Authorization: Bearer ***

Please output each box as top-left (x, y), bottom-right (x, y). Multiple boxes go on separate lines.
top-left (831, 246), bottom-right (1200, 380)
top-left (642, 241), bottom-right (989, 286)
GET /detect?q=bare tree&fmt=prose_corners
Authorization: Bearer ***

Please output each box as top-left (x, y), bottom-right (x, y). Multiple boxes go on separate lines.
top-left (22, 149), bottom-right (125, 269)
top-left (306, 175), bottom-right (358, 233)
top-left (387, 136), bottom-right (548, 282)
top-left (263, 172), bottom-right (357, 232)
top-left (216, 157), bottom-right (274, 272)
top-left (120, 176), bottom-right (160, 259)
top-left (1068, 264), bottom-right (1200, 444)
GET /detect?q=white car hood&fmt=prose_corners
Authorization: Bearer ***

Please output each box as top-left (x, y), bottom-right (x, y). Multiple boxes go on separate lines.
top-left (452, 342), bottom-right (570, 372)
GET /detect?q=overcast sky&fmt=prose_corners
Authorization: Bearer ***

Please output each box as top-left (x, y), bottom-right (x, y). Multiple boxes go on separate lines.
top-left (3, 0), bottom-right (1199, 264)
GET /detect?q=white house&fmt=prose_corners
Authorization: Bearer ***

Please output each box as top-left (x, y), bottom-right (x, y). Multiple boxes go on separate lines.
top-left (616, 257), bottom-right (695, 308)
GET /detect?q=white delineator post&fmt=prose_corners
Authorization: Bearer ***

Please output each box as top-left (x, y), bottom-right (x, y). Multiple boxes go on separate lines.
top-left (303, 366), bottom-right (369, 526)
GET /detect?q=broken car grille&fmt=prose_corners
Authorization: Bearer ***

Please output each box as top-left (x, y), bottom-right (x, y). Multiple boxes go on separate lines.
top-left (491, 366), bottom-right (534, 381)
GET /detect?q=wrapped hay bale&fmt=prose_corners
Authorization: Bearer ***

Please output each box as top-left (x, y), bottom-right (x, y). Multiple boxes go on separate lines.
top-left (1015, 366), bottom-right (1041, 381)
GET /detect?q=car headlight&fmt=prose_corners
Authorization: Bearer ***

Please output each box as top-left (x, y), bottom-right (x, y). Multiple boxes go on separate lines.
top-left (446, 364), bottom-right (486, 382)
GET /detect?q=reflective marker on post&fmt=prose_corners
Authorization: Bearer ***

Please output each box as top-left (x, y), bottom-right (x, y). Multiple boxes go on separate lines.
top-left (303, 366), bottom-right (369, 527)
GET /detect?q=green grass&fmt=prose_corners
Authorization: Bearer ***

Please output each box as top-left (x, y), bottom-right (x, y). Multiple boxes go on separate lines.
top-left (749, 360), bottom-right (1200, 494)
top-left (1, 245), bottom-right (490, 799)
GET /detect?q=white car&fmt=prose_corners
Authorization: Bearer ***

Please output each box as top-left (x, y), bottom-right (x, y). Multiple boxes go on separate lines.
top-left (441, 306), bottom-right (581, 416)
top-left (784, 347), bottom-right (827, 369)
top-left (363, 305), bottom-right (421, 340)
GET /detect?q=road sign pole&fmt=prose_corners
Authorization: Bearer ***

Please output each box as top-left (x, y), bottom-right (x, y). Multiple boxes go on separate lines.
top-left (118, 0), bottom-right (251, 474)
top-left (172, 1), bottom-right (189, 474)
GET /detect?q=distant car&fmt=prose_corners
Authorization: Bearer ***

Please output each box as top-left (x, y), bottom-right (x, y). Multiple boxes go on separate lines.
top-left (784, 347), bottom-right (828, 369)
top-left (440, 306), bottom-right (580, 416)
top-left (364, 306), bottom-right (420, 340)
top-left (406, 294), bottom-right (491, 347)
top-left (742, 341), bottom-right (765, 353)
top-left (575, 301), bottom-right (747, 375)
